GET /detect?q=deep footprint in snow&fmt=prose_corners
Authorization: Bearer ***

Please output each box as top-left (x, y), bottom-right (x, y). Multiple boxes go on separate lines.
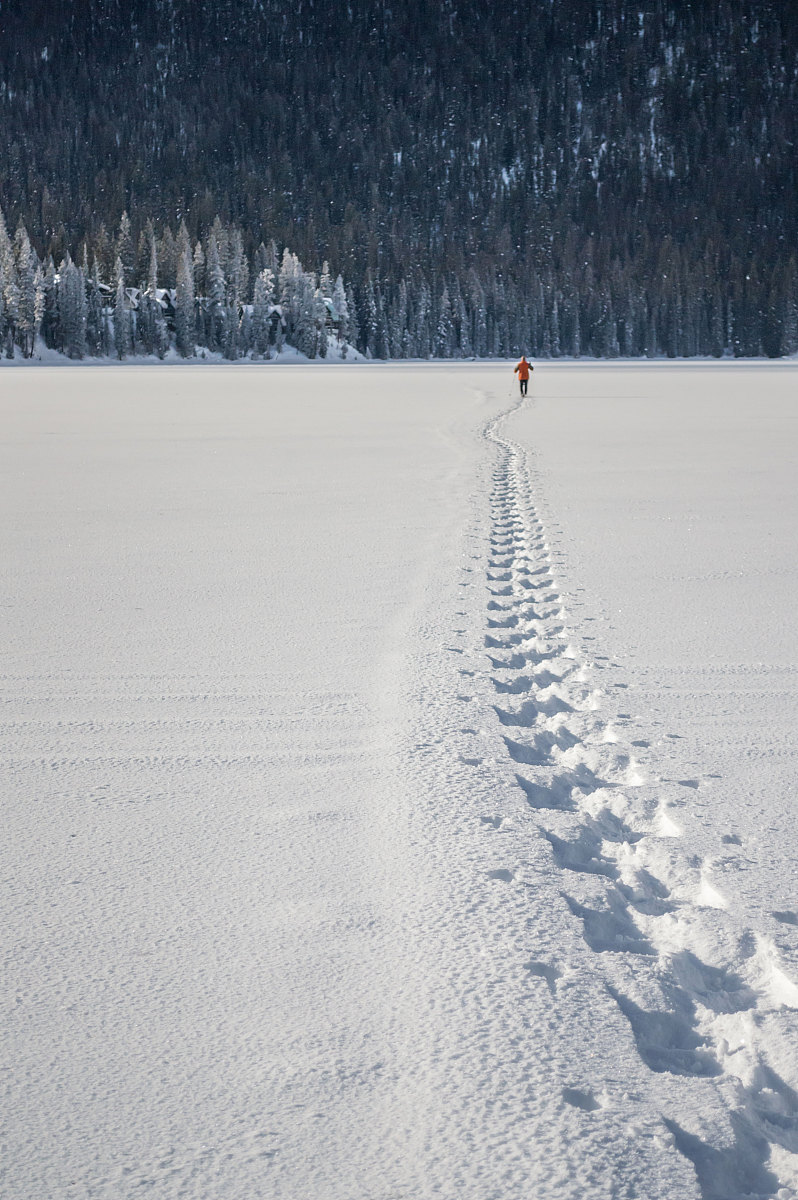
top-left (607, 985), bottom-right (721, 1078)
top-left (561, 1087), bottom-right (601, 1112)
top-left (487, 868), bottom-right (515, 883)
top-left (492, 670), bottom-right (567, 694)
top-left (494, 695), bottom-right (573, 726)
top-left (668, 949), bottom-right (754, 1014)
top-left (545, 828), bottom-right (617, 878)
top-left (617, 870), bottom-right (677, 917)
top-left (663, 1115), bottom-right (781, 1200)
top-left (516, 773), bottom-right (578, 811)
top-left (524, 960), bottom-right (562, 995)
top-left (564, 891), bottom-right (654, 956)
top-left (772, 910), bottom-right (798, 927)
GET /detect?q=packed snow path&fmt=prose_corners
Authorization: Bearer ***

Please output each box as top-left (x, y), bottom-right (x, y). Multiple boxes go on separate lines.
top-left (2, 364), bottom-right (798, 1199)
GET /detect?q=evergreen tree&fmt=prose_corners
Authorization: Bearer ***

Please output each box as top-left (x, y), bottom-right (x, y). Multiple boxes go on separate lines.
top-left (33, 264), bottom-right (46, 350)
top-left (227, 228), bottom-right (249, 307)
top-left (113, 255), bottom-right (132, 359)
top-left (319, 261), bottom-right (333, 301)
top-left (147, 232), bottom-right (159, 296)
top-left (175, 247), bottom-right (196, 357)
top-left (435, 286), bottom-right (454, 358)
top-left (363, 277), bottom-right (378, 357)
top-left (205, 232), bottom-right (227, 351)
top-left (1, 207), bottom-right (18, 356)
top-left (293, 272), bottom-right (319, 358)
top-left (14, 223), bottom-right (37, 356)
top-left (86, 259), bottom-right (106, 356)
top-left (345, 284), bottom-right (359, 352)
top-left (59, 256), bottom-right (87, 359)
top-left (332, 274), bottom-right (349, 344)
top-left (193, 240), bottom-right (206, 296)
top-left (252, 267), bottom-right (275, 358)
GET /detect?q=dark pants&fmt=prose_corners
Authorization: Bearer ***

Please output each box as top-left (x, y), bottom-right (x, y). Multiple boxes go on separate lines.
top-left (519, 377), bottom-right (528, 396)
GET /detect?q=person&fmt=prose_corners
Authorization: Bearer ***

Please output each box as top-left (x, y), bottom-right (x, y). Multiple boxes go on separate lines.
top-left (514, 354), bottom-right (533, 396)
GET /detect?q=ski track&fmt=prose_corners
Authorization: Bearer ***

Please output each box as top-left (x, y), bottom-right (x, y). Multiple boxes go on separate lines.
top-left (457, 401), bottom-right (798, 1200)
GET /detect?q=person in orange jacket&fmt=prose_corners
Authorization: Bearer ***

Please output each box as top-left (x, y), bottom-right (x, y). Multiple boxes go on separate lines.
top-left (514, 355), bottom-right (533, 396)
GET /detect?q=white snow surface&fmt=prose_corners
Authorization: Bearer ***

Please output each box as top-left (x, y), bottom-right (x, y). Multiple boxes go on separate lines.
top-left (2, 363), bottom-right (798, 1200)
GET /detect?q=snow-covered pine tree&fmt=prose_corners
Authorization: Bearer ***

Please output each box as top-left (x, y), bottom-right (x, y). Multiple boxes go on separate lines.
top-left (85, 258), bottom-right (105, 356)
top-left (252, 267), bottom-right (275, 358)
top-left (192, 240), bottom-right (206, 297)
top-left (205, 232), bottom-right (227, 351)
top-left (278, 248), bottom-right (302, 344)
top-left (134, 233), bottom-right (157, 355)
top-left (33, 264), bottom-right (46, 350)
top-left (0, 207), bottom-right (19, 357)
top-left (416, 280), bottom-right (432, 359)
top-left (3, 269), bottom-right (20, 358)
top-left (435, 285), bottom-right (454, 358)
top-left (332, 274), bottom-right (348, 346)
top-left (94, 224), bottom-right (114, 285)
top-left (550, 295), bottom-right (562, 357)
top-left (293, 271), bottom-right (319, 358)
top-left (363, 276), bottom-right (378, 357)
top-left (457, 291), bottom-right (471, 358)
top-left (59, 255), bottom-right (87, 359)
top-left (345, 284), bottom-right (359, 352)
top-left (374, 283), bottom-right (390, 359)
top-left (14, 223), bottom-right (37, 357)
top-left (113, 255), bottom-right (131, 359)
top-left (38, 258), bottom-right (58, 350)
top-left (314, 286), bottom-right (329, 357)
top-left (175, 246), bottom-right (195, 357)
top-left (147, 231), bottom-right (159, 296)
top-left (227, 228), bottom-right (248, 308)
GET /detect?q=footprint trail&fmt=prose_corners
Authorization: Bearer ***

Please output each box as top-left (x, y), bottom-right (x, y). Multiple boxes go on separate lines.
top-left (456, 402), bottom-right (798, 1198)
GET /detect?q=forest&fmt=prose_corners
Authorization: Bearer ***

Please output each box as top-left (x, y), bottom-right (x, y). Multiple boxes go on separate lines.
top-left (1, 0), bottom-right (797, 358)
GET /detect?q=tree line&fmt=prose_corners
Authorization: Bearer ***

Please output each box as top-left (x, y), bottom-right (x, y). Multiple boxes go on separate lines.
top-left (2, 205), bottom-right (797, 361)
top-left (0, 209), bottom-right (358, 360)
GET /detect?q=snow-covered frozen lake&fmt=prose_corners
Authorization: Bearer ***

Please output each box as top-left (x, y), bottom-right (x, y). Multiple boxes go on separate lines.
top-left (3, 363), bottom-right (798, 1199)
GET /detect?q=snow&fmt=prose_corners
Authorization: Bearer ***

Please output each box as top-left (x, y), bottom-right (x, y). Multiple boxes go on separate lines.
top-left (2, 362), bottom-right (798, 1199)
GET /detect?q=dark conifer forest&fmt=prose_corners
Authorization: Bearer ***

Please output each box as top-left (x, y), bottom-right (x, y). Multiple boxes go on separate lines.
top-left (1, 0), bottom-right (797, 359)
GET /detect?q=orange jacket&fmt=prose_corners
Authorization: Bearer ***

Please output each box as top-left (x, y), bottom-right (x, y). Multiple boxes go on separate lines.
top-left (514, 357), bottom-right (532, 380)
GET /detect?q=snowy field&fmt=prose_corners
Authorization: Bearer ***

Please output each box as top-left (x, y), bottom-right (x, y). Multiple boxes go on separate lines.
top-left (2, 362), bottom-right (798, 1200)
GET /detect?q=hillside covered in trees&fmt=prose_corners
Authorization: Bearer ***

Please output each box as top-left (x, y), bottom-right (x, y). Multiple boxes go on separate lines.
top-left (1, 0), bottom-right (797, 359)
